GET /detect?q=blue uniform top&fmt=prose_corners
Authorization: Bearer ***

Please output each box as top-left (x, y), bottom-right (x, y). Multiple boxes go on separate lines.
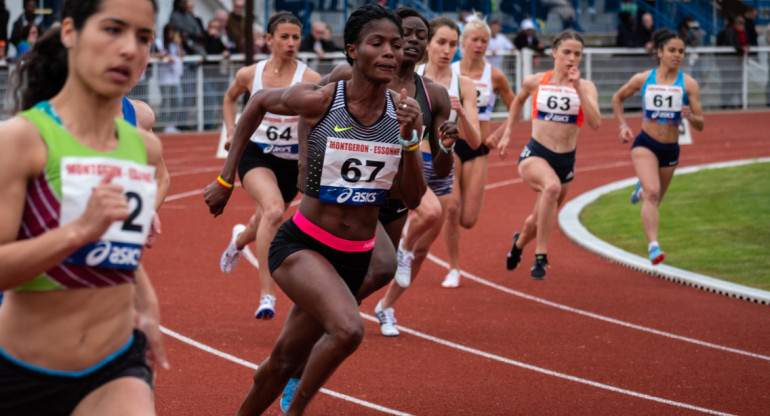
top-left (122, 96), bottom-right (137, 127)
top-left (642, 69), bottom-right (689, 126)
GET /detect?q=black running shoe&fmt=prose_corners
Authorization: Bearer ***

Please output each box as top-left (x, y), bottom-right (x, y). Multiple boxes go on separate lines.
top-left (530, 254), bottom-right (548, 280)
top-left (506, 232), bottom-right (522, 270)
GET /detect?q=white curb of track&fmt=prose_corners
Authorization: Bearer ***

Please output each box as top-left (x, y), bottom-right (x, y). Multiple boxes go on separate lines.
top-left (559, 158), bottom-right (770, 306)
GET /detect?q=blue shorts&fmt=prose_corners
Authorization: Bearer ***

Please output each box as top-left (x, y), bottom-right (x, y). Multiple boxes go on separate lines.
top-left (0, 329), bottom-right (152, 416)
top-left (422, 151), bottom-right (454, 196)
top-left (632, 130), bottom-right (680, 167)
top-left (238, 140), bottom-right (300, 202)
top-left (519, 138), bottom-right (576, 184)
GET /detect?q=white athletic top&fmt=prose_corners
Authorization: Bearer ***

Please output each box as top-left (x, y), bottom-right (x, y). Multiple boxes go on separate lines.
top-left (416, 63), bottom-right (461, 122)
top-left (451, 61), bottom-right (495, 121)
top-left (249, 60), bottom-right (307, 160)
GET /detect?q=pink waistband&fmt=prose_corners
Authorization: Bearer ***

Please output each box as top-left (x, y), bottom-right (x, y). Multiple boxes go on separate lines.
top-left (293, 211), bottom-right (375, 252)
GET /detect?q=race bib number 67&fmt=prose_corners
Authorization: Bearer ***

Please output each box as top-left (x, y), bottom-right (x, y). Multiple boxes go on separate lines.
top-left (319, 137), bottom-right (401, 206)
top-left (60, 156), bottom-right (157, 269)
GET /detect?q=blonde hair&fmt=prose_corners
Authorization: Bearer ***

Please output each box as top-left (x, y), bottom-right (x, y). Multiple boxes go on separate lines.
top-left (461, 12), bottom-right (490, 39)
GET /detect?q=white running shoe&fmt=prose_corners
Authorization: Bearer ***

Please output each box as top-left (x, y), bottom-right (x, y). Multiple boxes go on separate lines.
top-left (441, 269), bottom-right (461, 288)
top-left (255, 294), bottom-right (276, 320)
top-left (394, 239), bottom-right (414, 288)
top-left (220, 224), bottom-right (246, 273)
top-left (374, 300), bottom-right (399, 337)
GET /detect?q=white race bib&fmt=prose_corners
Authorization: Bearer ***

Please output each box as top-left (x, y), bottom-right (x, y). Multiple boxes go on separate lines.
top-left (251, 113), bottom-right (300, 160)
top-left (474, 82), bottom-right (492, 109)
top-left (319, 137), bottom-right (401, 205)
top-left (60, 156), bottom-right (157, 269)
top-left (535, 85), bottom-right (580, 123)
top-left (644, 85), bottom-right (683, 123)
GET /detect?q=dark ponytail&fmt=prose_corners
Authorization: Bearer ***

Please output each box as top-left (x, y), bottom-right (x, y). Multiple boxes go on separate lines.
top-left (651, 28), bottom-right (685, 63)
top-left (11, 25), bottom-right (68, 111)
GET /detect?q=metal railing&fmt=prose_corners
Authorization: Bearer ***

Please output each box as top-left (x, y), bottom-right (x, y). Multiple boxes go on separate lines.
top-left (1, 46), bottom-right (767, 130)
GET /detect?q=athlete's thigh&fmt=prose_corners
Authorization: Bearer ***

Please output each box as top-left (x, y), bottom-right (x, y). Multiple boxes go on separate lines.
top-left (272, 250), bottom-right (361, 330)
top-left (242, 167), bottom-right (284, 208)
top-left (369, 222), bottom-right (397, 274)
top-left (458, 155), bottom-right (489, 219)
top-left (72, 378), bottom-right (154, 416)
top-left (657, 165), bottom-right (677, 200)
top-left (630, 146), bottom-right (661, 190)
top-left (518, 157), bottom-right (560, 192)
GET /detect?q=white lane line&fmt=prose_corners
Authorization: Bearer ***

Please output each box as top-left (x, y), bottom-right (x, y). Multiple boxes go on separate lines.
top-left (159, 326), bottom-right (414, 416)
top-left (426, 253), bottom-right (770, 362)
top-left (358, 314), bottom-right (736, 416)
top-left (161, 159), bottom-right (770, 363)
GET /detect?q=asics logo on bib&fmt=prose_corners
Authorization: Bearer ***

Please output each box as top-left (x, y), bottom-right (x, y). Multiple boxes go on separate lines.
top-left (85, 241), bottom-right (111, 266)
top-left (336, 188), bottom-right (378, 204)
top-left (650, 111), bottom-right (676, 119)
top-left (544, 112), bottom-right (570, 123)
top-left (334, 125), bottom-right (354, 133)
top-left (84, 240), bottom-right (141, 268)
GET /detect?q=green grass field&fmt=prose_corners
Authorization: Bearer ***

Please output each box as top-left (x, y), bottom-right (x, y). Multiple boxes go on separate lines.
top-left (580, 161), bottom-right (770, 290)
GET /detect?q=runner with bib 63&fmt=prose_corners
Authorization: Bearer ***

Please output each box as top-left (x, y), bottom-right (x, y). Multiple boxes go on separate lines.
top-left (498, 30), bottom-right (601, 280)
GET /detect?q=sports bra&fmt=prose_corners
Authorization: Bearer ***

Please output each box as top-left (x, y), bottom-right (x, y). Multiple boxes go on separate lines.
top-left (14, 102), bottom-right (156, 291)
top-left (531, 70), bottom-right (584, 127)
top-left (303, 81), bottom-right (402, 206)
top-left (642, 69), bottom-right (689, 125)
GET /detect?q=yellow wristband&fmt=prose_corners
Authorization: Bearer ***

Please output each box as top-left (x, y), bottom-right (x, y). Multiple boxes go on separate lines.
top-left (216, 175), bottom-right (234, 190)
top-left (403, 142), bottom-right (420, 152)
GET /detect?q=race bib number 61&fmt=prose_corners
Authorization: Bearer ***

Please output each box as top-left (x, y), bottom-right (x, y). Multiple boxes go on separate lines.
top-left (60, 156), bottom-right (157, 269)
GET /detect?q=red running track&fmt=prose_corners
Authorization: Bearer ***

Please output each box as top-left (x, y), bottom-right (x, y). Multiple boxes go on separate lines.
top-left (144, 111), bottom-right (770, 415)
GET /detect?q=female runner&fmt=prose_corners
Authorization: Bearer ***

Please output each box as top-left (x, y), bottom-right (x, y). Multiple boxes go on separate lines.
top-left (373, 15), bottom-right (480, 331)
top-left (612, 28), bottom-right (704, 264)
top-left (442, 13), bottom-right (515, 287)
top-left (204, 4), bottom-right (425, 414)
top-left (217, 11), bottom-right (321, 320)
top-left (0, 0), bottom-right (168, 414)
top-left (499, 30), bottom-right (601, 279)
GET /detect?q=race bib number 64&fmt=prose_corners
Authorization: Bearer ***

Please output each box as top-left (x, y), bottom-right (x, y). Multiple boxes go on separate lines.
top-left (60, 156), bottom-right (157, 269)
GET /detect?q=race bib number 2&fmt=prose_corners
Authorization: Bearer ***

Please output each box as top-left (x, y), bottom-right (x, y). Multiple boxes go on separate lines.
top-left (60, 156), bottom-right (157, 269)
top-left (319, 137), bottom-right (401, 206)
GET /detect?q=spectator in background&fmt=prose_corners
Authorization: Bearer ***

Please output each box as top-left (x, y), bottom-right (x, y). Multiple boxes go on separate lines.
top-left (214, 9), bottom-right (237, 53)
top-left (169, 0), bottom-right (203, 55)
top-left (243, 25), bottom-right (271, 55)
top-left (0, 0), bottom-right (9, 58)
top-left (14, 23), bottom-right (38, 57)
top-left (187, 1), bottom-right (205, 36)
top-left (514, 18), bottom-right (545, 55)
top-left (155, 24), bottom-right (184, 133)
top-left (227, 0), bottom-right (246, 52)
top-left (637, 12), bottom-right (654, 52)
top-left (202, 18), bottom-right (229, 56)
top-left (744, 7), bottom-right (758, 49)
top-left (616, 11), bottom-right (641, 47)
top-left (678, 16), bottom-right (704, 82)
top-left (299, 20), bottom-right (340, 58)
top-left (620, 0), bottom-right (637, 20)
top-left (716, 15), bottom-right (748, 109)
top-left (487, 18), bottom-right (515, 70)
top-left (10, 0), bottom-right (43, 50)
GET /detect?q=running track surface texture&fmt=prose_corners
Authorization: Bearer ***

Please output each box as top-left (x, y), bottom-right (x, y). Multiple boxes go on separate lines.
top-left (146, 111), bottom-right (770, 416)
